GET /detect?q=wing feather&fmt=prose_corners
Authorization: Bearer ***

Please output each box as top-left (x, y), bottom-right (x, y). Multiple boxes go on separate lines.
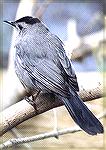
top-left (17, 53), bottom-right (70, 97)
top-left (46, 33), bottom-right (79, 91)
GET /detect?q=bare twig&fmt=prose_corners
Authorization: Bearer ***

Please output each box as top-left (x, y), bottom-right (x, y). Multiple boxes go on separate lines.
top-left (35, 0), bottom-right (53, 19)
top-left (10, 128), bottom-right (32, 149)
top-left (0, 111), bottom-right (105, 149)
top-left (71, 43), bottom-right (92, 61)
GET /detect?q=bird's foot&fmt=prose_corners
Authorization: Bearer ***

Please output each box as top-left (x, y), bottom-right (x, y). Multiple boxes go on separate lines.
top-left (24, 96), bottom-right (38, 111)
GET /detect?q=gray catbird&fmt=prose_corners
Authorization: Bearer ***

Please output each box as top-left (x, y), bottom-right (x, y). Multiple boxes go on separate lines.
top-left (4, 16), bottom-right (104, 135)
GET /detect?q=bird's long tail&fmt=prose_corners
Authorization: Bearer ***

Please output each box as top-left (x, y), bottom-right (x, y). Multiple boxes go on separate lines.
top-left (62, 93), bottom-right (104, 135)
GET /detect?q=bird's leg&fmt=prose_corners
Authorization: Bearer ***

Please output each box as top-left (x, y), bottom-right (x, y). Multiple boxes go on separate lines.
top-left (33, 90), bottom-right (41, 100)
top-left (25, 90), bottom-right (41, 111)
top-left (53, 108), bottom-right (59, 139)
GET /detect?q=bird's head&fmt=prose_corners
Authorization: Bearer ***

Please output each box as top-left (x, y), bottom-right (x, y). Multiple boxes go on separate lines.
top-left (4, 16), bottom-right (41, 31)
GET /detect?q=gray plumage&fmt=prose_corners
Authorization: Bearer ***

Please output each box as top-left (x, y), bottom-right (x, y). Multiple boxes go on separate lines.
top-left (4, 16), bottom-right (104, 135)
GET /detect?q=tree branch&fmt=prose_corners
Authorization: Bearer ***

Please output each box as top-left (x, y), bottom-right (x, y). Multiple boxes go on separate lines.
top-left (0, 111), bottom-right (105, 149)
top-left (0, 80), bottom-right (104, 136)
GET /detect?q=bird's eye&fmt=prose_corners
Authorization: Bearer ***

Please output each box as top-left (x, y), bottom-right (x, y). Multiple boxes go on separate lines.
top-left (18, 24), bottom-right (23, 30)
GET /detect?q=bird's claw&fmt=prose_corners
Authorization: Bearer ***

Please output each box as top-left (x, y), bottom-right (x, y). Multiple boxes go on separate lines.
top-left (25, 96), bottom-right (38, 111)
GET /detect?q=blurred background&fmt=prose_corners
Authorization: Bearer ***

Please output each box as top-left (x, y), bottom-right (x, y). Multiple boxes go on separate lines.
top-left (0, 0), bottom-right (106, 149)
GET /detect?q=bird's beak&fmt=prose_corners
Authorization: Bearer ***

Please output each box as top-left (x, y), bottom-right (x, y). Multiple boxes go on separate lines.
top-left (3, 20), bottom-right (16, 28)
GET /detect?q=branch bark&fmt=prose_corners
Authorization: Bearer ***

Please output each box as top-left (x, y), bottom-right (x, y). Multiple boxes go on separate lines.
top-left (0, 80), bottom-right (104, 136)
top-left (0, 111), bottom-right (105, 149)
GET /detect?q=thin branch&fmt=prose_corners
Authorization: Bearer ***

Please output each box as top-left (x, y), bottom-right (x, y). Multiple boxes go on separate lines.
top-left (0, 111), bottom-right (105, 149)
top-left (0, 80), bottom-right (104, 136)
top-left (10, 128), bottom-right (32, 149)
top-left (71, 43), bottom-right (92, 61)
top-left (35, 0), bottom-right (53, 19)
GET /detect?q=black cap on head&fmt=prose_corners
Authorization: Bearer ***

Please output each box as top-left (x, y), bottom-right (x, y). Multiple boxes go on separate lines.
top-left (15, 16), bottom-right (41, 25)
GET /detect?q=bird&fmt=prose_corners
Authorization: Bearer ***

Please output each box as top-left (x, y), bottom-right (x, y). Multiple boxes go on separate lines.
top-left (4, 16), bottom-right (104, 135)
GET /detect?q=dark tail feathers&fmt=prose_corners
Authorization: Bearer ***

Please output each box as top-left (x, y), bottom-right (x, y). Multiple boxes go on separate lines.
top-left (62, 93), bottom-right (104, 135)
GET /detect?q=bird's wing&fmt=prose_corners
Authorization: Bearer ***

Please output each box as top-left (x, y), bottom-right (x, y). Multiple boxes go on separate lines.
top-left (47, 33), bottom-right (79, 91)
top-left (17, 53), bottom-right (70, 97)
top-left (16, 30), bottom-right (79, 95)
